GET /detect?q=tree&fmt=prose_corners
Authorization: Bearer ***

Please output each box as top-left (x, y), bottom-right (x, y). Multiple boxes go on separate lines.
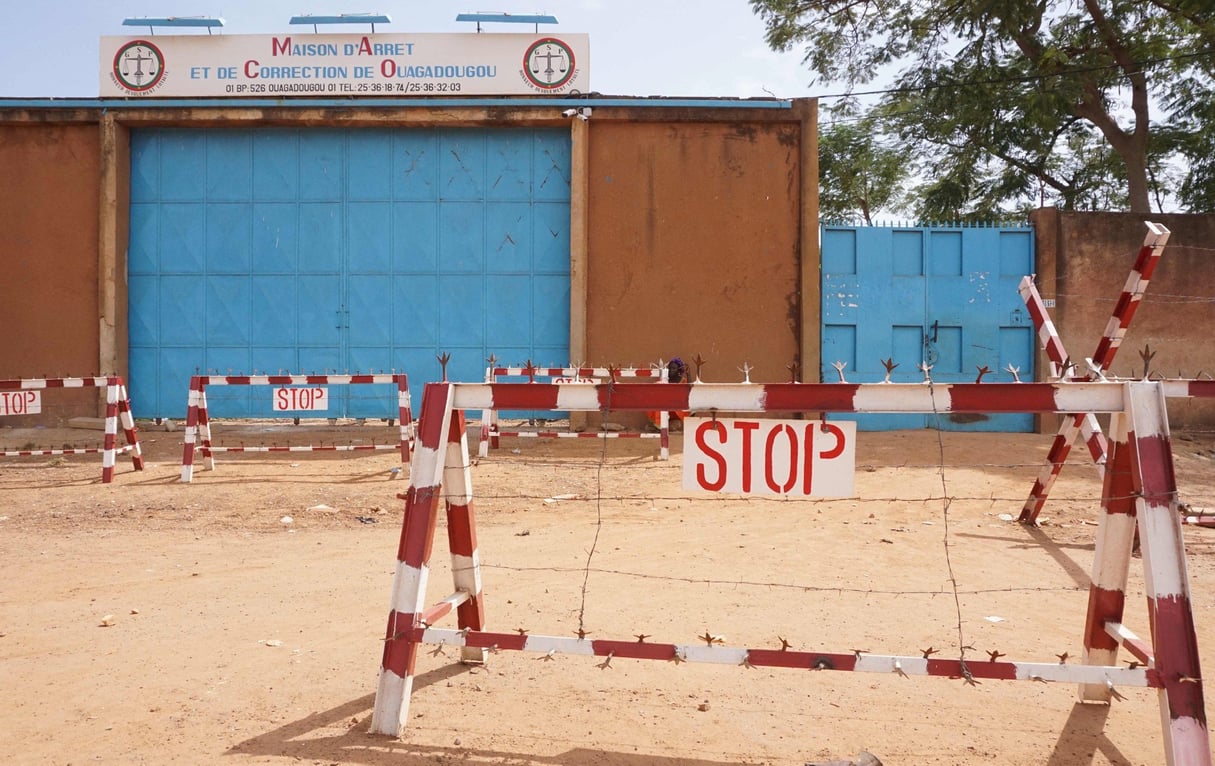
top-left (818, 117), bottom-right (912, 223)
top-left (751, 0), bottom-right (1215, 214)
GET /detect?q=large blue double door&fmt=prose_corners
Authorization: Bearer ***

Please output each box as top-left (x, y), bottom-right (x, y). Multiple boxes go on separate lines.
top-left (128, 127), bottom-right (572, 419)
top-left (821, 225), bottom-right (1035, 431)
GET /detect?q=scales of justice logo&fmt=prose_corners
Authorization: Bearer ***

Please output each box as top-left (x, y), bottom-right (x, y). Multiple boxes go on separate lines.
top-left (113, 40), bottom-right (166, 93)
top-left (522, 37), bottom-right (575, 90)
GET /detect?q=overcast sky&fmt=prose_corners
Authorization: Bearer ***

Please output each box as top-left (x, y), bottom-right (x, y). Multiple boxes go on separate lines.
top-left (0, 1), bottom-right (823, 99)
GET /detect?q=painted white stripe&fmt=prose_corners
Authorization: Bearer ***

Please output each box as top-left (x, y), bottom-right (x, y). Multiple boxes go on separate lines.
top-left (681, 645), bottom-right (750, 665)
top-left (555, 386), bottom-right (604, 411)
top-left (455, 384), bottom-right (498, 410)
top-left (1009, 660), bottom-right (1148, 686)
top-left (522, 633), bottom-right (596, 656)
top-left (1169, 717), bottom-right (1211, 765)
top-left (1053, 384), bottom-right (1125, 413)
top-left (687, 384), bottom-right (766, 412)
top-left (1090, 512), bottom-right (1138, 591)
top-left (371, 669), bottom-right (411, 737)
top-left (443, 441), bottom-right (474, 506)
top-left (450, 552), bottom-right (481, 593)
top-left (389, 563), bottom-right (430, 615)
top-left (411, 444), bottom-right (446, 492)
top-left (1137, 506), bottom-right (1186, 599)
top-left (852, 384), bottom-right (936, 412)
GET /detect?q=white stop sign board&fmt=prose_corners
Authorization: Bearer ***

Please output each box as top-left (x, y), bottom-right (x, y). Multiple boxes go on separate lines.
top-left (272, 387), bottom-right (329, 412)
top-left (681, 416), bottom-right (856, 498)
top-left (0, 390), bottom-right (41, 416)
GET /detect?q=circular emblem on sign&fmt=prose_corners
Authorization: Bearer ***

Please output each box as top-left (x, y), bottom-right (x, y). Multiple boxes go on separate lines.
top-left (113, 40), bottom-right (165, 92)
top-left (523, 38), bottom-right (575, 90)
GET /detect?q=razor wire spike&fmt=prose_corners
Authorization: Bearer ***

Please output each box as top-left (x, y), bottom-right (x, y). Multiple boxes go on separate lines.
top-left (692, 354), bottom-right (707, 383)
top-left (486, 353), bottom-right (497, 368)
top-left (786, 361), bottom-right (800, 383)
top-left (831, 360), bottom-right (847, 383)
top-left (437, 352), bottom-right (451, 382)
top-left (881, 357), bottom-right (898, 383)
top-left (1085, 358), bottom-right (1108, 381)
top-left (524, 359), bottom-right (537, 382)
top-left (739, 362), bottom-right (753, 383)
top-left (975, 365), bottom-right (991, 384)
top-left (918, 361), bottom-right (933, 382)
top-left (1139, 344), bottom-right (1156, 380)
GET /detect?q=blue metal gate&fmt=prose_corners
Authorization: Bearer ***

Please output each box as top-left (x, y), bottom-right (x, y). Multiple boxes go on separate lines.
top-left (128, 127), bottom-right (571, 419)
top-left (821, 224), bottom-right (1035, 431)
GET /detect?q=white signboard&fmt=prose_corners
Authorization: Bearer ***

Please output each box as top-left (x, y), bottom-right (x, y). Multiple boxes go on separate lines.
top-left (681, 417), bottom-right (856, 498)
top-left (100, 33), bottom-right (589, 97)
top-left (273, 387), bottom-right (329, 412)
top-left (0, 390), bottom-right (41, 416)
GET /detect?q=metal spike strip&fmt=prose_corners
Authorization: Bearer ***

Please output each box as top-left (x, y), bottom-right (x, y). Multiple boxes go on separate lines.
top-left (0, 376), bottom-right (143, 483)
top-left (478, 364), bottom-right (670, 461)
top-left (179, 373), bottom-right (414, 482)
top-left (1018, 222), bottom-right (1170, 524)
top-left (409, 627), bottom-right (1155, 688)
top-left (457, 381), bottom-right (1136, 415)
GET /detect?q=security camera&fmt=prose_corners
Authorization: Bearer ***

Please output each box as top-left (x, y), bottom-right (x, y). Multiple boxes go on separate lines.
top-left (562, 108), bottom-right (577, 117)
top-left (577, 107), bottom-right (592, 120)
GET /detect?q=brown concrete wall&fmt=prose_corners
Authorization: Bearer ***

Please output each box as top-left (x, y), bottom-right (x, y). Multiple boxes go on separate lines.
top-left (1, 102), bottom-right (812, 429)
top-left (1030, 208), bottom-right (1215, 430)
top-left (586, 121), bottom-right (802, 389)
top-left (0, 125), bottom-right (101, 423)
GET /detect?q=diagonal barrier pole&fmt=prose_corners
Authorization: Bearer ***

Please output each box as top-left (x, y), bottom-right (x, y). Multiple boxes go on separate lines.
top-left (1018, 221), bottom-right (1170, 524)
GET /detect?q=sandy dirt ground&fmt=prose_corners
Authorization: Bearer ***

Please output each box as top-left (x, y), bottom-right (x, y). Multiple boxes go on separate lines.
top-left (3, 416), bottom-right (1215, 766)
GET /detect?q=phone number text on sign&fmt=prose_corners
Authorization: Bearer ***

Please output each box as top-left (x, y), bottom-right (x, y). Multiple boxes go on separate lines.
top-left (681, 417), bottom-right (856, 498)
top-left (0, 390), bottom-right (41, 416)
top-left (273, 387), bottom-right (329, 412)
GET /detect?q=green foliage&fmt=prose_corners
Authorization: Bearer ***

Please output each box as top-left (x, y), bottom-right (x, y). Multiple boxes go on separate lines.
top-left (751, 0), bottom-right (1215, 214)
top-left (818, 117), bottom-right (912, 223)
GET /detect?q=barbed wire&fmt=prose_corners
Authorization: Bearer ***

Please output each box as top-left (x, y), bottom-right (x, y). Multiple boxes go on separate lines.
top-left (473, 563), bottom-right (1089, 597)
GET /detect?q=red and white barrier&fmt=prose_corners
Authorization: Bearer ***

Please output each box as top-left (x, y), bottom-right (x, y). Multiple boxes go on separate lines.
top-left (1018, 275), bottom-right (1110, 516)
top-left (478, 365), bottom-right (670, 460)
top-left (371, 379), bottom-right (1212, 764)
top-left (0, 376), bottom-right (143, 483)
top-left (180, 373), bottom-right (413, 482)
top-left (1018, 221), bottom-right (1171, 524)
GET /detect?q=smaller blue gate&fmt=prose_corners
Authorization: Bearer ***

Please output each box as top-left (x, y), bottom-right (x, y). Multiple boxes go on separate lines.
top-left (821, 223), bottom-right (1035, 431)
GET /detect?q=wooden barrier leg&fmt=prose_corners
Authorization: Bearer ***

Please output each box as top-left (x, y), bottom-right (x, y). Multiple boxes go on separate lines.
top-left (117, 383), bottom-right (144, 471)
top-left (101, 383), bottom-right (119, 483)
top-left (1079, 410), bottom-right (1137, 702)
top-left (442, 408), bottom-right (488, 664)
top-left (372, 383), bottom-right (455, 737)
top-left (1125, 382), bottom-right (1211, 765)
top-left (395, 374), bottom-right (413, 463)
top-left (198, 388), bottom-right (215, 471)
top-left (180, 377), bottom-right (202, 483)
